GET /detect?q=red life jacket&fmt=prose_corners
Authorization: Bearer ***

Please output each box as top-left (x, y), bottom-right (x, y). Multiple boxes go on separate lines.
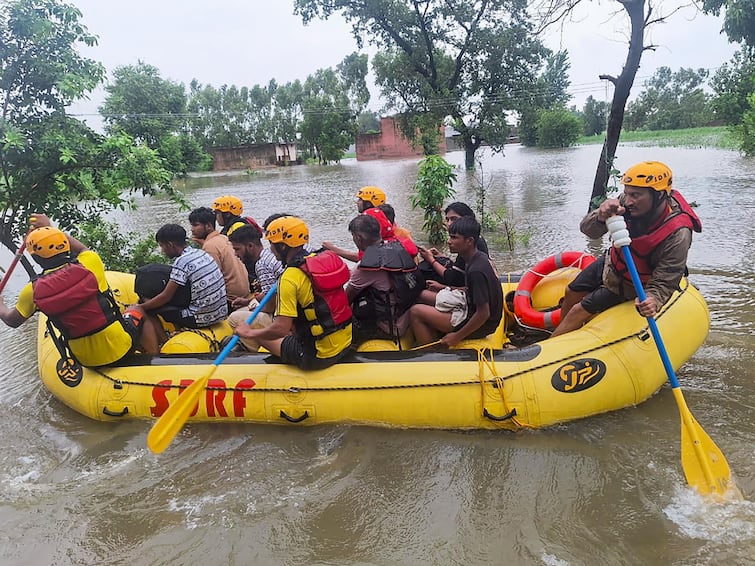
top-left (32, 262), bottom-right (121, 339)
top-left (292, 250), bottom-right (352, 338)
top-left (610, 190), bottom-right (702, 283)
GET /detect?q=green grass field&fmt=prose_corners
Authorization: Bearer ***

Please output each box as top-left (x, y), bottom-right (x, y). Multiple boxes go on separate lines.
top-left (577, 126), bottom-right (740, 150)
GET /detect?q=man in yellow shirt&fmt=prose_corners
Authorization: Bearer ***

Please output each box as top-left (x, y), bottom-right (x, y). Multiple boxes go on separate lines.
top-left (0, 215), bottom-right (162, 366)
top-left (236, 216), bottom-right (352, 370)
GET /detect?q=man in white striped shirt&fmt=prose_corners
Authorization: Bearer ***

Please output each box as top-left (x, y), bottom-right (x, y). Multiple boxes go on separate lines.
top-left (140, 224), bottom-right (228, 330)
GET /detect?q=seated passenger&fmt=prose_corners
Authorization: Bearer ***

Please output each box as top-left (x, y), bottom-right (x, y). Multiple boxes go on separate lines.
top-left (0, 214), bottom-right (163, 363)
top-left (418, 201), bottom-right (489, 287)
top-left (211, 195), bottom-right (262, 236)
top-left (236, 216), bottom-right (352, 370)
top-left (188, 206), bottom-right (250, 301)
top-left (139, 224), bottom-right (228, 332)
top-left (226, 224), bottom-right (284, 351)
top-left (409, 217), bottom-right (503, 347)
top-left (345, 215), bottom-right (424, 343)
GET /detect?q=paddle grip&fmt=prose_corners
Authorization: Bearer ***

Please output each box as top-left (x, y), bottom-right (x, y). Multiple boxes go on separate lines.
top-left (213, 283), bottom-right (278, 367)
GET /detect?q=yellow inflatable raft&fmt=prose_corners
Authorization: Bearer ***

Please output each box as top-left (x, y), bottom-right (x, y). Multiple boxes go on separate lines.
top-left (36, 267), bottom-right (710, 430)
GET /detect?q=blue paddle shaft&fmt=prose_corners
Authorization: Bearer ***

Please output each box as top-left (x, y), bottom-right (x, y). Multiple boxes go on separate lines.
top-left (618, 245), bottom-right (681, 390)
top-left (212, 283), bottom-right (277, 367)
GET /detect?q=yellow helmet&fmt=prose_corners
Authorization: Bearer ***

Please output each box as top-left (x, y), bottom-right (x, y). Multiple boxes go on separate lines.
top-left (26, 227), bottom-right (70, 258)
top-left (265, 216), bottom-right (309, 248)
top-left (355, 186), bottom-right (386, 206)
top-left (621, 161), bottom-right (673, 193)
top-left (212, 195), bottom-right (244, 215)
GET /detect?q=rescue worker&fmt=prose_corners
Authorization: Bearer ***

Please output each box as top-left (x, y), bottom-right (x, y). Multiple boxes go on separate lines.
top-left (355, 185), bottom-right (385, 213)
top-left (0, 214), bottom-right (162, 364)
top-left (345, 214), bottom-right (423, 344)
top-left (552, 161), bottom-right (702, 337)
top-left (236, 216), bottom-right (352, 370)
top-left (211, 195), bottom-right (261, 236)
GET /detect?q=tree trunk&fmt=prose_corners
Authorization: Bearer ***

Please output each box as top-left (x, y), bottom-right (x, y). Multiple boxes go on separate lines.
top-left (462, 135), bottom-right (481, 170)
top-left (588, 0), bottom-right (647, 212)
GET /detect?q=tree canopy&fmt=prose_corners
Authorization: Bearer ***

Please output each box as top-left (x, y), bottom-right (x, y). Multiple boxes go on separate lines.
top-left (295, 0), bottom-right (549, 169)
top-left (0, 0), bottom-right (177, 273)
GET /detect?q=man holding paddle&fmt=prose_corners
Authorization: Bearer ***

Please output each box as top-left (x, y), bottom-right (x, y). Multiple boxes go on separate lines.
top-left (553, 161), bottom-right (702, 337)
top-left (0, 214), bottom-right (162, 365)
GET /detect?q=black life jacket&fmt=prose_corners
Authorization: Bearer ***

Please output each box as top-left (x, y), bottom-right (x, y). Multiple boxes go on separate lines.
top-left (32, 262), bottom-right (121, 340)
top-left (357, 240), bottom-right (424, 321)
top-left (289, 250), bottom-right (352, 338)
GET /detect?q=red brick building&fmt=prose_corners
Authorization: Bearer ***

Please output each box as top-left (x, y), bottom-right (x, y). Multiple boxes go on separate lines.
top-left (356, 116), bottom-right (446, 161)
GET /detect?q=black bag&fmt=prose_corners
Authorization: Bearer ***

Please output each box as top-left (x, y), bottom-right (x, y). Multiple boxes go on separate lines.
top-left (134, 263), bottom-right (192, 307)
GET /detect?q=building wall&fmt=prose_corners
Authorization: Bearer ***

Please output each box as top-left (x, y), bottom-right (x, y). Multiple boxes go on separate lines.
top-left (210, 143), bottom-right (299, 171)
top-left (356, 116), bottom-right (446, 161)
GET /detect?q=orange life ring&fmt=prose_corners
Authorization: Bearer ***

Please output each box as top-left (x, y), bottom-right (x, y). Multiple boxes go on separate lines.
top-left (513, 251), bottom-right (597, 330)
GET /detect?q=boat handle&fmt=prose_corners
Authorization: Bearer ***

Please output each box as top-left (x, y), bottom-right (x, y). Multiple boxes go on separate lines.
top-left (102, 406), bottom-right (129, 417)
top-left (483, 407), bottom-right (516, 422)
top-left (279, 409), bottom-right (309, 423)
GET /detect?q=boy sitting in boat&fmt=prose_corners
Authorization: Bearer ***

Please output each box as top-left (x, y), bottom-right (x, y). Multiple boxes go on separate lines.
top-left (136, 224), bottom-right (228, 337)
top-left (0, 214), bottom-right (163, 364)
top-left (236, 216), bottom-right (352, 370)
top-left (409, 216), bottom-right (503, 347)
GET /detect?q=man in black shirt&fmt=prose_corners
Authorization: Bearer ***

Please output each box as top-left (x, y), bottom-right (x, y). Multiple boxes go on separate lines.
top-left (409, 217), bottom-right (502, 347)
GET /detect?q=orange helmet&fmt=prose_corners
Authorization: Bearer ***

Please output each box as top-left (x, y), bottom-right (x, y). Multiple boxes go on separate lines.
top-left (265, 216), bottom-right (309, 248)
top-left (621, 161), bottom-right (673, 194)
top-left (212, 195), bottom-right (244, 215)
top-left (26, 227), bottom-right (70, 258)
top-left (355, 186), bottom-right (386, 206)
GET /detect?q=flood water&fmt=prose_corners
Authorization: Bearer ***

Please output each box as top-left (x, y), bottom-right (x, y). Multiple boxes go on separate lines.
top-left (1, 144), bottom-right (754, 565)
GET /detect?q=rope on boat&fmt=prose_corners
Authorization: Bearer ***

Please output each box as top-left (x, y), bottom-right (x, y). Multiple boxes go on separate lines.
top-left (90, 279), bottom-right (690, 393)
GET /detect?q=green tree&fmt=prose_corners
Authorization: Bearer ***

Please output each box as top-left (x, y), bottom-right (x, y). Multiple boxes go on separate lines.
top-left (0, 0), bottom-right (178, 276)
top-left (300, 63), bottom-right (365, 164)
top-left (100, 62), bottom-right (211, 174)
top-left (357, 110), bottom-right (381, 133)
top-left (582, 96), bottom-right (609, 136)
top-left (518, 51), bottom-right (573, 147)
top-left (703, 0), bottom-right (755, 47)
top-left (295, 0), bottom-right (548, 169)
top-left (536, 108), bottom-right (581, 148)
top-left (710, 49), bottom-right (755, 125)
top-left (624, 66), bottom-right (711, 130)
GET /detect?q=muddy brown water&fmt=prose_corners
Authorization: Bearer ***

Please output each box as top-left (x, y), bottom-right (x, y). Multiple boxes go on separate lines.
top-left (1, 144), bottom-right (753, 565)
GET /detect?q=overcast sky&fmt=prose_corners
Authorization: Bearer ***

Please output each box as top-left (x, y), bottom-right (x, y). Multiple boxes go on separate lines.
top-left (66, 0), bottom-right (739, 121)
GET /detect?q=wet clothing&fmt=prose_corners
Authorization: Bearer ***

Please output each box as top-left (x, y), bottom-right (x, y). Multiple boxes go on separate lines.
top-left (454, 250), bottom-right (503, 338)
top-left (16, 251), bottom-right (133, 366)
top-left (576, 191), bottom-right (700, 309)
top-left (200, 232), bottom-right (249, 299)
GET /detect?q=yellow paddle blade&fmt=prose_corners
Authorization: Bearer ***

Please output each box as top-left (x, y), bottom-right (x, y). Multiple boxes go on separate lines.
top-left (147, 367), bottom-right (217, 454)
top-left (673, 389), bottom-right (739, 499)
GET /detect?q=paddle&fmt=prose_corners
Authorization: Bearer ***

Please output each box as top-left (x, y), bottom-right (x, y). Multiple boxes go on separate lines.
top-left (147, 284), bottom-right (278, 454)
top-left (0, 235), bottom-right (28, 295)
top-left (606, 216), bottom-right (736, 498)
